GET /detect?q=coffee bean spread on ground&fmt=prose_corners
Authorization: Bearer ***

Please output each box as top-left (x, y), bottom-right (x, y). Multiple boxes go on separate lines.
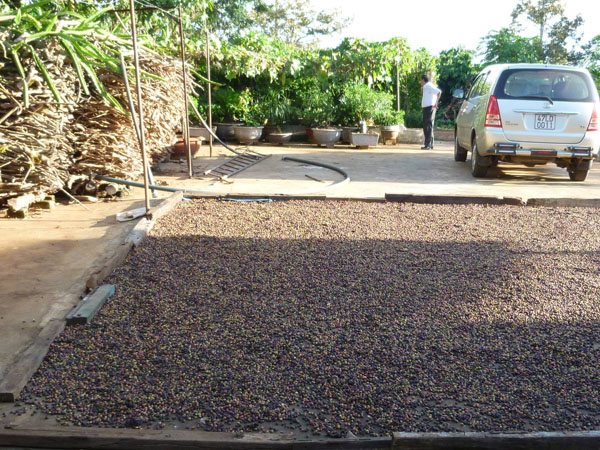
top-left (22, 200), bottom-right (600, 437)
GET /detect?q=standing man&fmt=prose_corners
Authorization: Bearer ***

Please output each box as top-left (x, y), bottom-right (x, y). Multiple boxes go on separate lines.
top-left (421, 74), bottom-right (441, 150)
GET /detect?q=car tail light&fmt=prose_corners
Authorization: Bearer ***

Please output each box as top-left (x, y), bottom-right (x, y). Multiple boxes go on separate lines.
top-left (484, 95), bottom-right (502, 128)
top-left (587, 103), bottom-right (599, 131)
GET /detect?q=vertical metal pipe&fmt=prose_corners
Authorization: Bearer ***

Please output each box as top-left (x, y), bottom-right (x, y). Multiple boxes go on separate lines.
top-left (396, 63), bottom-right (401, 112)
top-left (178, 5), bottom-right (192, 178)
top-left (206, 26), bottom-right (213, 157)
top-left (128, 0), bottom-right (151, 212)
top-left (119, 53), bottom-right (158, 198)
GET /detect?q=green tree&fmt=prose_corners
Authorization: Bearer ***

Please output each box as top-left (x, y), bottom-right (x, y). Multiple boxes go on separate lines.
top-left (480, 28), bottom-right (543, 64)
top-left (510, 0), bottom-right (583, 63)
top-left (436, 47), bottom-right (480, 108)
top-left (251, 0), bottom-right (347, 44)
top-left (583, 35), bottom-right (600, 90)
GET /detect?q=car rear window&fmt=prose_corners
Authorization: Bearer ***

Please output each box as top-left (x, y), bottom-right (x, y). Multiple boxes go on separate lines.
top-left (494, 69), bottom-right (597, 102)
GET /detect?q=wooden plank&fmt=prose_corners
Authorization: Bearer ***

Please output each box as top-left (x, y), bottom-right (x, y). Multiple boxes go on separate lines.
top-left (86, 241), bottom-right (133, 290)
top-left (0, 427), bottom-right (294, 450)
top-left (293, 437), bottom-right (390, 449)
top-left (0, 319), bottom-right (65, 403)
top-left (146, 191), bottom-right (183, 222)
top-left (65, 285), bottom-right (115, 325)
top-left (124, 217), bottom-right (150, 247)
top-left (392, 431), bottom-right (600, 450)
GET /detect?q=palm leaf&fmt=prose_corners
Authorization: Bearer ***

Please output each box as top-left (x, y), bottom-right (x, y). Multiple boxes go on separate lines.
top-left (78, 52), bottom-right (125, 113)
top-left (29, 44), bottom-right (62, 103)
top-left (78, 6), bottom-right (116, 29)
top-left (20, 0), bottom-right (53, 14)
top-left (59, 38), bottom-right (90, 96)
top-left (11, 48), bottom-right (28, 108)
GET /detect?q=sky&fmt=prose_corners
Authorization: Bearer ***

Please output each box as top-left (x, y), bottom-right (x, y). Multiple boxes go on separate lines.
top-left (310, 0), bottom-right (600, 56)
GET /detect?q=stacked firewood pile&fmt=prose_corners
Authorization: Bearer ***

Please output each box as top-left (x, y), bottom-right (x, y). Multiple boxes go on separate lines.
top-left (0, 40), bottom-right (189, 209)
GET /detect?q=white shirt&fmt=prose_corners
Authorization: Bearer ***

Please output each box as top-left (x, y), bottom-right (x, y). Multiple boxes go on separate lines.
top-left (422, 82), bottom-right (441, 108)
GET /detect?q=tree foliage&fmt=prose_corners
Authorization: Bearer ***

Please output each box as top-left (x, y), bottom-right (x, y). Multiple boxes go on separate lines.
top-left (480, 28), bottom-right (543, 64)
top-left (583, 35), bottom-right (600, 90)
top-left (251, 0), bottom-right (347, 44)
top-left (436, 47), bottom-right (480, 107)
top-left (510, 0), bottom-right (583, 64)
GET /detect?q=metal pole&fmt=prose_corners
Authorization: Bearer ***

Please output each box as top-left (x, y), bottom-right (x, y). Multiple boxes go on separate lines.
top-left (119, 53), bottom-right (158, 198)
top-left (206, 26), bottom-right (213, 157)
top-left (128, 0), bottom-right (151, 212)
top-left (178, 5), bottom-right (192, 178)
top-left (396, 63), bottom-right (401, 112)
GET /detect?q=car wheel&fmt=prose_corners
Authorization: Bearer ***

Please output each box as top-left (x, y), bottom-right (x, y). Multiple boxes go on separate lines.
top-left (568, 159), bottom-right (592, 181)
top-left (454, 135), bottom-right (467, 162)
top-left (470, 139), bottom-right (489, 178)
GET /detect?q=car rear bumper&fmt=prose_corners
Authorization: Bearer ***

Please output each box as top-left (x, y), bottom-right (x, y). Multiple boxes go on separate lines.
top-left (479, 128), bottom-right (600, 159)
top-left (485, 145), bottom-right (597, 159)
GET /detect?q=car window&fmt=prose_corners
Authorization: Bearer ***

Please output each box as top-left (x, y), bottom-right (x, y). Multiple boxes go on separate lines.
top-left (467, 73), bottom-right (489, 100)
top-left (465, 75), bottom-right (482, 100)
top-left (496, 69), bottom-right (595, 102)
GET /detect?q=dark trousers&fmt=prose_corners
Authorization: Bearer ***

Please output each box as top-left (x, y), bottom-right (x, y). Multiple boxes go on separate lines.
top-left (422, 106), bottom-right (435, 148)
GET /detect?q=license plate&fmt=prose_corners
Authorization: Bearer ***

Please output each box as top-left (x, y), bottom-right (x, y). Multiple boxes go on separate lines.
top-left (535, 114), bottom-right (556, 130)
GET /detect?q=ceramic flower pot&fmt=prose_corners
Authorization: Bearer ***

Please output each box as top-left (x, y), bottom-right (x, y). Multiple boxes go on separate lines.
top-left (233, 125), bottom-right (264, 144)
top-left (382, 129), bottom-right (400, 145)
top-left (172, 138), bottom-right (201, 159)
top-left (215, 123), bottom-right (240, 141)
top-left (262, 125), bottom-right (281, 141)
top-left (267, 132), bottom-right (293, 145)
top-left (350, 132), bottom-right (379, 149)
top-left (189, 126), bottom-right (217, 141)
top-left (311, 128), bottom-right (342, 148)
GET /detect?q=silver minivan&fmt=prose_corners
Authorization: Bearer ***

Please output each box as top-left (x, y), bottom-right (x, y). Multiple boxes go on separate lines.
top-left (454, 64), bottom-right (599, 180)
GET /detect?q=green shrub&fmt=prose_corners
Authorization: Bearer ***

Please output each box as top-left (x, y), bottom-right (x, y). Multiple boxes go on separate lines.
top-left (211, 86), bottom-right (252, 122)
top-left (255, 90), bottom-right (293, 125)
top-left (296, 85), bottom-right (335, 127)
top-left (435, 118), bottom-right (455, 130)
top-left (404, 110), bottom-right (422, 128)
top-left (339, 83), bottom-right (394, 125)
top-left (374, 109), bottom-right (405, 126)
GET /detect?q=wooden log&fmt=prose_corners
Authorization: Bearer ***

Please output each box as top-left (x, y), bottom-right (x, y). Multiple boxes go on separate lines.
top-left (0, 427), bottom-right (295, 450)
top-left (7, 193), bottom-right (36, 212)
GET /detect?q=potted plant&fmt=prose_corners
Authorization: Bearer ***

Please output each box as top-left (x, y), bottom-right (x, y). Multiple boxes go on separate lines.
top-left (212, 87), bottom-right (251, 141)
top-left (340, 83), bottom-right (393, 148)
top-left (297, 86), bottom-right (340, 147)
top-left (302, 87), bottom-right (342, 148)
top-left (375, 109), bottom-right (406, 145)
top-left (254, 91), bottom-right (296, 145)
top-left (233, 102), bottom-right (264, 145)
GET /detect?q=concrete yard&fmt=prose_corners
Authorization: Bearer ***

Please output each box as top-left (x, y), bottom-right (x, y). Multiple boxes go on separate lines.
top-left (159, 141), bottom-right (600, 200)
top-left (1, 140), bottom-right (599, 442)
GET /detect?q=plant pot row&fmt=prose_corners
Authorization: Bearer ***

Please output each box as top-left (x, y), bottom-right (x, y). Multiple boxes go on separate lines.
top-left (213, 122), bottom-right (402, 148)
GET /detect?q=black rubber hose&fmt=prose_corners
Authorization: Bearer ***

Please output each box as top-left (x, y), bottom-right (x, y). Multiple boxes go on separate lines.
top-left (93, 155), bottom-right (350, 196)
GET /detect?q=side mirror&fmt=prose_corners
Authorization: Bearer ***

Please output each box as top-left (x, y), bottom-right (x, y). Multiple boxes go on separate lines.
top-left (453, 89), bottom-right (465, 99)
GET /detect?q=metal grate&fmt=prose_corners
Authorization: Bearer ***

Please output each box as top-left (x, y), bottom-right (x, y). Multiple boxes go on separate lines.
top-left (204, 151), bottom-right (270, 180)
